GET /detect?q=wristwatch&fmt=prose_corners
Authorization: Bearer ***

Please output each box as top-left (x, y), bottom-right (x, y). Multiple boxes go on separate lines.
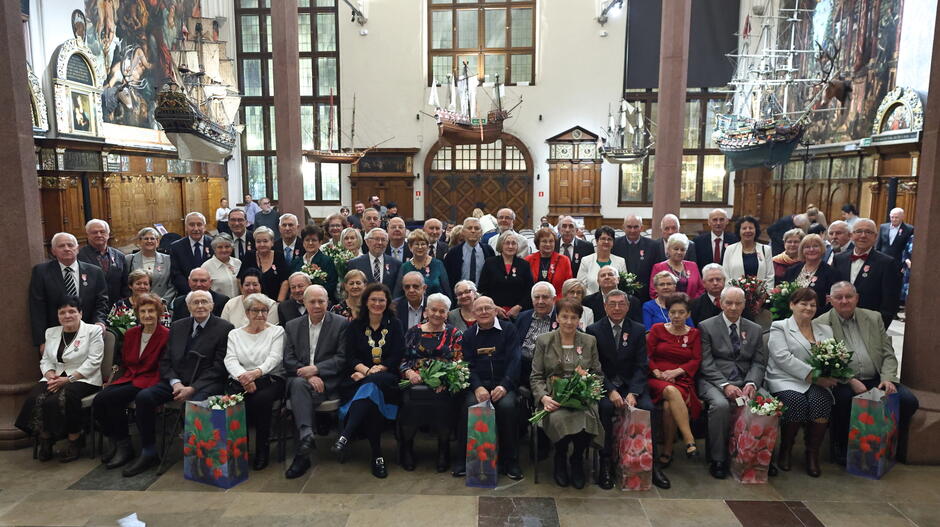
top-left (67, 375), bottom-right (75, 383)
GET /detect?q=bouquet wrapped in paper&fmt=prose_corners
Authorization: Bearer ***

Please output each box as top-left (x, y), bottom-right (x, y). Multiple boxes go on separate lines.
top-left (322, 244), bottom-right (354, 280)
top-left (728, 396), bottom-right (782, 484)
top-left (399, 360), bottom-right (470, 394)
top-left (730, 276), bottom-right (768, 318)
top-left (808, 338), bottom-right (854, 380)
top-left (618, 271), bottom-right (643, 296)
top-left (614, 406), bottom-right (653, 491)
top-left (300, 262), bottom-right (329, 286)
top-left (847, 388), bottom-right (900, 480)
top-left (529, 367), bottom-right (604, 424)
top-left (183, 395), bottom-right (249, 489)
top-left (107, 304), bottom-right (138, 335)
top-left (766, 281), bottom-right (800, 321)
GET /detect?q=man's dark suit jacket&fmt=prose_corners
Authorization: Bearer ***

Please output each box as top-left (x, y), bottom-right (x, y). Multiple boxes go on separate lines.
top-left (690, 292), bottom-right (722, 326)
top-left (877, 222), bottom-right (914, 263)
top-left (160, 315), bottom-right (233, 393)
top-left (278, 299), bottom-right (305, 326)
top-left (171, 290), bottom-right (229, 322)
top-left (515, 308), bottom-right (557, 346)
top-left (766, 215), bottom-right (796, 256)
top-left (443, 241), bottom-right (495, 290)
top-left (691, 232), bottom-right (739, 271)
top-left (587, 317), bottom-right (648, 395)
top-left (385, 243), bottom-right (413, 262)
top-left (833, 249), bottom-right (901, 329)
top-left (282, 311), bottom-right (349, 394)
top-left (229, 229), bottom-right (255, 261)
top-left (29, 260), bottom-right (109, 346)
top-left (169, 236), bottom-right (214, 295)
top-left (273, 238), bottom-right (304, 269)
top-left (393, 296), bottom-right (425, 329)
top-left (77, 245), bottom-right (128, 307)
top-left (347, 253), bottom-right (402, 291)
top-left (612, 236), bottom-right (656, 302)
top-left (582, 291), bottom-right (643, 326)
top-left (556, 237), bottom-right (595, 278)
top-left (651, 236), bottom-right (697, 264)
top-left (429, 239), bottom-right (449, 261)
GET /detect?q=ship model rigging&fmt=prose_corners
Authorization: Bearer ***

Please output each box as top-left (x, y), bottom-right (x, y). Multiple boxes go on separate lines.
top-left (304, 93), bottom-right (385, 165)
top-left (600, 99), bottom-right (652, 164)
top-left (427, 61), bottom-right (521, 145)
top-left (154, 17), bottom-right (241, 164)
top-left (713, 0), bottom-right (836, 171)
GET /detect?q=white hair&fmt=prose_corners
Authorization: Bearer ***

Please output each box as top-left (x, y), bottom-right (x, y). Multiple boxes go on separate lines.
top-left (463, 217), bottom-right (481, 228)
top-left (252, 226), bottom-right (276, 240)
top-left (288, 271), bottom-right (312, 284)
top-left (242, 292), bottom-right (271, 312)
top-left (279, 213), bottom-right (299, 224)
top-left (720, 286), bottom-right (745, 301)
top-left (185, 211), bottom-right (207, 224)
top-left (661, 214), bottom-right (680, 228)
top-left (303, 284), bottom-right (329, 300)
top-left (531, 282), bottom-right (556, 298)
top-left (830, 281), bottom-right (857, 295)
top-left (709, 209), bottom-right (728, 218)
top-left (828, 220), bottom-right (849, 231)
top-left (454, 280), bottom-right (478, 295)
top-left (666, 232), bottom-right (690, 250)
top-left (701, 263), bottom-right (727, 280)
top-left (85, 219), bottom-right (110, 233)
top-left (365, 227), bottom-right (387, 240)
top-left (51, 232), bottom-right (78, 246)
top-left (426, 292), bottom-right (452, 311)
top-left (185, 289), bottom-right (212, 305)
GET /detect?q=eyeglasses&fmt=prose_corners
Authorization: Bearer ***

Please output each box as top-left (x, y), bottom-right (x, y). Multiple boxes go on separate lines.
top-left (853, 230), bottom-right (877, 235)
top-left (248, 308), bottom-right (269, 314)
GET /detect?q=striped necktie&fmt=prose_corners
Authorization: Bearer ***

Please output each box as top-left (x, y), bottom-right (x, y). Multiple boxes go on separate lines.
top-left (64, 267), bottom-right (77, 297)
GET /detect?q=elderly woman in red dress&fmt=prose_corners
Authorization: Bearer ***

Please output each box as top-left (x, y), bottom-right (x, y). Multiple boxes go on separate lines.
top-left (524, 227), bottom-right (572, 298)
top-left (646, 292), bottom-right (702, 467)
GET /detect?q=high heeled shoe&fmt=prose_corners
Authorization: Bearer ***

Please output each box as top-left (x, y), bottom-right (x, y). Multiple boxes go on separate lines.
top-left (685, 443), bottom-right (700, 459)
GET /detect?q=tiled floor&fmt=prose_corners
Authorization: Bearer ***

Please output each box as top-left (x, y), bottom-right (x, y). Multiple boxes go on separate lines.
top-left (1, 434), bottom-right (938, 527)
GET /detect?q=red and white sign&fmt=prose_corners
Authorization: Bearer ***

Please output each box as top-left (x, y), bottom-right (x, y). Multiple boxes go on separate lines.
top-left (538, 191), bottom-right (544, 197)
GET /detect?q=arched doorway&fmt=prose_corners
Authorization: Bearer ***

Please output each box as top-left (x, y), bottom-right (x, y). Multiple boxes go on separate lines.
top-left (424, 133), bottom-right (534, 228)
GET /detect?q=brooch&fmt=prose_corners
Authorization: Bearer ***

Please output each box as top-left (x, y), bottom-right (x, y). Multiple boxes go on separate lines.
top-left (576, 346), bottom-right (583, 356)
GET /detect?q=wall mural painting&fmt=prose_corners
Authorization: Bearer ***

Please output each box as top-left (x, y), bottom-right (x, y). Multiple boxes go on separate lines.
top-left (794, 0), bottom-right (904, 144)
top-left (81, 0), bottom-right (201, 129)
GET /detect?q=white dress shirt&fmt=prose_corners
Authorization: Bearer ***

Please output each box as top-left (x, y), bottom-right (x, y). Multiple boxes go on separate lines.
top-left (307, 317), bottom-right (324, 366)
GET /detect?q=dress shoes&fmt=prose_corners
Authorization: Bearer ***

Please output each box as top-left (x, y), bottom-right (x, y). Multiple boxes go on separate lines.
top-left (101, 440), bottom-right (119, 464)
top-left (652, 465), bottom-right (671, 489)
top-left (297, 434), bottom-right (316, 457)
top-left (597, 458), bottom-right (614, 490)
top-left (569, 454), bottom-right (586, 489)
top-left (399, 440), bottom-right (416, 471)
top-left (505, 462), bottom-right (524, 481)
top-left (106, 440), bottom-right (134, 470)
top-left (372, 457), bottom-right (388, 478)
top-left (768, 463), bottom-right (779, 477)
top-left (331, 435), bottom-right (349, 462)
top-left (37, 438), bottom-right (54, 462)
top-left (436, 441), bottom-right (451, 473)
top-left (451, 463), bottom-right (467, 477)
top-left (253, 443), bottom-right (270, 471)
top-left (59, 436), bottom-right (85, 463)
top-left (123, 453), bottom-right (160, 477)
top-left (709, 461), bottom-right (728, 480)
top-left (285, 455), bottom-right (312, 479)
top-left (553, 452), bottom-right (570, 487)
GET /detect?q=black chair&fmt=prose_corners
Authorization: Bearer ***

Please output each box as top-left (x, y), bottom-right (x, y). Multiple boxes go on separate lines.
top-left (157, 233), bottom-right (183, 254)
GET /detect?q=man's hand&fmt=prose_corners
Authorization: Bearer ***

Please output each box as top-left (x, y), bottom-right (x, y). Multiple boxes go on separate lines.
top-left (723, 384), bottom-right (744, 400)
top-left (244, 381), bottom-right (257, 394)
top-left (625, 393), bottom-right (637, 407)
top-left (541, 395), bottom-right (560, 412)
top-left (849, 378), bottom-right (868, 394)
top-left (507, 305), bottom-right (522, 318)
top-left (878, 380), bottom-right (897, 394)
top-left (405, 369), bottom-right (422, 385)
top-left (308, 376), bottom-right (325, 393)
top-left (491, 386), bottom-right (507, 402)
top-left (474, 386), bottom-right (490, 403)
top-left (297, 365), bottom-right (318, 379)
top-left (609, 390), bottom-right (625, 409)
top-left (742, 384), bottom-right (757, 399)
top-left (173, 385), bottom-right (197, 401)
top-left (351, 372), bottom-right (365, 382)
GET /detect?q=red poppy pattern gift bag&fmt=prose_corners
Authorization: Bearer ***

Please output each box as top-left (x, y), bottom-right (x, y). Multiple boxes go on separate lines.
top-left (728, 396), bottom-right (784, 484)
top-left (466, 400), bottom-right (498, 488)
top-left (614, 406), bottom-right (653, 491)
top-left (847, 388), bottom-right (900, 480)
top-left (183, 394), bottom-right (249, 489)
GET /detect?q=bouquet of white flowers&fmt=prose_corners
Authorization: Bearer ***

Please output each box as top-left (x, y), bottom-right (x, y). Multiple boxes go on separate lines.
top-left (748, 395), bottom-right (786, 417)
top-left (301, 262), bottom-right (329, 285)
top-left (808, 338), bottom-right (854, 380)
top-left (206, 393), bottom-right (245, 410)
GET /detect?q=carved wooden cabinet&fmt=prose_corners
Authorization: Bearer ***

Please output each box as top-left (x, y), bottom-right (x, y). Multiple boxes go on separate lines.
top-left (546, 127), bottom-right (603, 229)
top-left (349, 148), bottom-right (419, 220)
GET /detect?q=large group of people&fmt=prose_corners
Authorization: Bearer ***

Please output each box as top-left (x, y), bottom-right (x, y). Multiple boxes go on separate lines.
top-left (20, 200), bottom-right (918, 491)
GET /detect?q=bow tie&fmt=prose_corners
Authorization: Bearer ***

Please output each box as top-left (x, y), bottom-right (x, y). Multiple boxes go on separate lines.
top-left (850, 252), bottom-right (869, 262)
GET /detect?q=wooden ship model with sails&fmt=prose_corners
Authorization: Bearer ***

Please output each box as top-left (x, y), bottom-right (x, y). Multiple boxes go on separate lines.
top-left (154, 16), bottom-right (241, 164)
top-left (428, 61), bottom-right (519, 145)
top-left (304, 93), bottom-right (374, 165)
top-left (599, 99), bottom-right (652, 164)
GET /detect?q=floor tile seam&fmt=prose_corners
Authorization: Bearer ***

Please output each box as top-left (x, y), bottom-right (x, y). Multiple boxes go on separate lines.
top-left (636, 498), bottom-right (653, 526)
top-left (781, 500), bottom-right (816, 527)
top-left (886, 502), bottom-right (919, 527)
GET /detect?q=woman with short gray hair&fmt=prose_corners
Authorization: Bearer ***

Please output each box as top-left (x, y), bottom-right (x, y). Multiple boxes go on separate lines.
top-left (239, 226), bottom-right (290, 301)
top-left (202, 233), bottom-right (241, 299)
top-left (125, 227), bottom-right (176, 303)
top-left (448, 280), bottom-right (478, 330)
top-left (647, 233), bottom-right (704, 300)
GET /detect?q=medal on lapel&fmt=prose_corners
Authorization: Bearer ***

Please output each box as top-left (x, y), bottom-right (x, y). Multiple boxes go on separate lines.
top-left (741, 331), bottom-right (747, 343)
top-left (511, 267), bottom-right (517, 277)
top-left (81, 273), bottom-right (88, 286)
top-left (576, 346), bottom-right (583, 356)
top-left (622, 332), bottom-right (629, 343)
top-left (639, 250), bottom-right (645, 260)
top-left (550, 321), bottom-right (558, 330)
top-left (681, 335), bottom-right (688, 348)
top-left (862, 264), bottom-right (870, 278)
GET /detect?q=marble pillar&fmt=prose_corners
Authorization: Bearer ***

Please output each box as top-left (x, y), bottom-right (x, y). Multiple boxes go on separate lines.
top-left (901, 5), bottom-right (940, 464)
top-left (271, 0), bottom-right (304, 221)
top-left (651, 0), bottom-right (691, 237)
top-left (0, 0), bottom-right (48, 448)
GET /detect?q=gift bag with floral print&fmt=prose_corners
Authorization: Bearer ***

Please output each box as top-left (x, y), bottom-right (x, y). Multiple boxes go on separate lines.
top-left (614, 406), bottom-right (653, 491)
top-left (847, 388), bottom-right (899, 480)
top-left (183, 400), bottom-right (249, 489)
top-left (466, 400), bottom-right (498, 488)
top-left (729, 407), bottom-right (778, 484)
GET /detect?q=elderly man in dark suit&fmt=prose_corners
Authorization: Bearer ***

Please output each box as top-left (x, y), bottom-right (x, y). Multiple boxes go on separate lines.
top-left (423, 218), bottom-right (450, 260)
top-left (123, 290), bottom-right (233, 477)
top-left (515, 282), bottom-right (557, 388)
top-left (347, 228), bottom-right (401, 291)
top-left (587, 289), bottom-right (670, 490)
top-left (444, 217), bottom-right (495, 290)
top-left (582, 266), bottom-right (643, 325)
top-left (29, 232), bottom-right (109, 350)
top-left (692, 209), bottom-right (739, 272)
top-left (825, 220), bottom-right (853, 264)
top-left (651, 214), bottom-right (697, 264)
top-left (690, 263), bottom-right (726, 325)
top-left (274, 213), bottom-right (303, 268)
top-left (876, 208), bottom-right (914, 265)
top-left (612, 215), bottom-right (656, 302)
top-left (169, 212), bottom-right (214, 295)
top-left (170, 268), bottom-right (228, 321)
top-left (818, 281), bottom-right (919, 465)
top-left (697, 286), bottom-right (768, 479)
top-left (282, 284), bottom-right (349, 478)
top-left (278, 272), bottom-right (312, 326)
top-left (555, 215), bottom-right (594, 278)
top-left (833, 218), bottom-right (901, 329)
top-left (77, 219), bottom-right (127, 306)
top-left (393, 271), bottom-right (427, 329)
top-left (227, 209), bottom-right (255, 261)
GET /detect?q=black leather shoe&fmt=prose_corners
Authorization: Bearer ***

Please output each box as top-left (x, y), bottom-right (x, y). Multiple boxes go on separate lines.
top-left (569, 456), bottom-right (586, 490)
top-left (253, 443), bottom-right (270, 471)
top-left (709, 461), bottom-right (728, 479)
top-left (505, 462), bottom-right (524, 481)
top-left (297, 434), bottom-right (316, 457)
top-left (598, 458), bottom-right (614, 490)
top-left (59, 436), bottom-right (85, 463)
top-left (106, 440), bottom-right (134, 470)
top-left (452, 463), bottom-right (466, 477)
top-left (101, 439), bottom-right (118, 464)
top-left (372, 457), bottom-right (388, 478)
top-left (122, 453), bottom-right (160, 477)
top-left (768, 463), bottom-right (779, 477)
top-left (285, 455), bottom-right (312, 479)
top-left (652, 466), bottom-right (671, 489)
top-left (553, 454), bottom-right (570, 487)
top-left (399, 441), bottom-right (416, 471)
top-left (436, 441), bottom-right (450, 473)
top-left (331, 435), bottom-right (348, 462)
top-left (37, 438), bottom-right (54, 462)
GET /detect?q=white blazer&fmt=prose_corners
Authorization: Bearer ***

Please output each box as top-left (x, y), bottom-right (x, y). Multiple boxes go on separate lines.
top-left (202, 256), bottom-right (243, 299)
top-left (722, 242), bottom-right (774, 293)
top-left (764, 317), bottom-right (833, 394)
top-left (576, 253), bottom-right (627, 295)
top-left (39, 321), bottom-right (104, 386)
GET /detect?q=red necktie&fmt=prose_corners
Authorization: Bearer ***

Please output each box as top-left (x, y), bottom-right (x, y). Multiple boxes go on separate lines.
top-left (713, 238), bottom-right (722, 263)
top-left (850, 252), bottom-right (869, 262)
top-left (714, 296), bottom-right (721, 309)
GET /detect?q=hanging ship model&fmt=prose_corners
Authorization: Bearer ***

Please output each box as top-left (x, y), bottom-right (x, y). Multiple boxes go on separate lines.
top-left (427, 61), bottom-right (520, 145)
top-left (304, 93), bottom-right (380, 164)
top-left (155, 16), bottom-right (241, 164)
top-left (599, 99), bottom-right (652, 164)
top-left (713, 0), bottom-right (836, 171)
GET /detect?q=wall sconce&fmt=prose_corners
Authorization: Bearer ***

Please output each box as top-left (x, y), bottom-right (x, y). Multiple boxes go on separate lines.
top-left (341, 0), bottom-right (367, 25)
top-left (597, 0), bottom-right (623, 26)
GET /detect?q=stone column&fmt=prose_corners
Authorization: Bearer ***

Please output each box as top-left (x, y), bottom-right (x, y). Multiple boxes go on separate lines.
top-left (0, 0), bottom-right (48, 448)
top-left (900, 6), bottom-right (940, 464)
top-left (650, 0), bottom-right (691, 237)
top-left (271, 0), bottom-right (304, 221)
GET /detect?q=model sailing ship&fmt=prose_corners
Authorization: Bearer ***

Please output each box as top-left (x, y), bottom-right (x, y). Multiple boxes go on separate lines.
top-left (713, 0), bottom-right (834, 171)
top-left (600, 99), bottom-right (652, 164)
top-left (428, 62), bottom-right (520, 145)
top-left (155, 17), bottom-right (241, 164)
top-left (304, 92), bottom-right (373, 164)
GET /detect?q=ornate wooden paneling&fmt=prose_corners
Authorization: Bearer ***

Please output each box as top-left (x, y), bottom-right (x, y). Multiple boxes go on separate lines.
top-left (426, 172), bottom-right (532, 228)
top-left (38, 175), bottom-right (83, 242)
top-left (349, 149), bottom-right (420, 220)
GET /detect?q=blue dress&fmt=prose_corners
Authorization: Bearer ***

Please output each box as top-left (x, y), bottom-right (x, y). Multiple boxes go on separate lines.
top-left (642, 299), bottom-right (695, 331)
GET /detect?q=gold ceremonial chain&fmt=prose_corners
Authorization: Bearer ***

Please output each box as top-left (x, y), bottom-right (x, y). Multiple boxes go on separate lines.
top-left (366, 328), bottom-right (389, 364)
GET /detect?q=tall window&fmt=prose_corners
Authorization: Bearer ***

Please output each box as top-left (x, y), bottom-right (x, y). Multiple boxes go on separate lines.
top-left (235, 0), bottom-right (341, 204)
top-left (428, 0), bottom-right (536, 86)
top-left (618, 89), bottom-right (729, 205)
